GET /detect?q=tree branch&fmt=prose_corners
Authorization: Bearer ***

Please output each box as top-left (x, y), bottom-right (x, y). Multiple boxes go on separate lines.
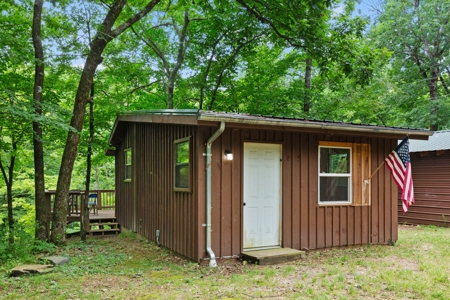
top-left (235, 0), bottom-right (303, 49)
top-left (111, 0), bottom-right (161, 38)
top-left (129, 80), bottom-right (161, 94)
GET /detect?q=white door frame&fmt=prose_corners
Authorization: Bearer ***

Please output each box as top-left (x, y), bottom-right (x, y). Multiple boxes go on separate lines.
top-left (243, 142), bottom-right (282, 250)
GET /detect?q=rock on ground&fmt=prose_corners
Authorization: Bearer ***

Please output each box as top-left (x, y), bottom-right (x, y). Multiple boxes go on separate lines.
top-left (40, 256), bottom-right (71, 266)
top-left (10, 264), bottom-right (54, 277)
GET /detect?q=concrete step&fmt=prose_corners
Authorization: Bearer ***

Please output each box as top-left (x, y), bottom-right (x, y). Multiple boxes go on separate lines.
top-left (241, 247), bottom-right (304, 265)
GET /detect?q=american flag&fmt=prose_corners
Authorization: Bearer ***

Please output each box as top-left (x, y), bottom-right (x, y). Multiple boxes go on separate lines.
top-left (384, 137), bottom-right (414, 213)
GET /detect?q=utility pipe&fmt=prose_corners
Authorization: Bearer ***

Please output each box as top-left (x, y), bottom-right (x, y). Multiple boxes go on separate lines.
top-left (204, 121), bottom-right (225, 267)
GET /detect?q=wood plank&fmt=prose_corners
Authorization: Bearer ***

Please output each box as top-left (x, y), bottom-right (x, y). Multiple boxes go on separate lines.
top-left (333, 206), bottom-right (340, 246)
top-left (362, 143), bottom-right (371, 206)
top-left (300, 133), bottom-right (309, 250)
top-left (309, 135), bottom-right (318, 249)
top-left (211, 127), bottom-right (222, 257)
top-left (250, 129), bottom-right (260, 140)
top-left (291, 133), bottom-right (301, 250)
top-left (231, 129), bottom-right (242, 256)
top-left (339, 206), bottom-right (347, 246)
top-left (221, 129), bottom-right (232, 257)
top-left (353, 143), bottom-right (363, 206)
top-left (324, 207), bottom-right (332, 247)
top-left (197, 127), bottom-right (208, 261)
top-left (347, 206), bottom-right (354, 245)
top-left (318, 206), bottom-right (326, 248)
top-left (283, 132), bottom-right (292, 248)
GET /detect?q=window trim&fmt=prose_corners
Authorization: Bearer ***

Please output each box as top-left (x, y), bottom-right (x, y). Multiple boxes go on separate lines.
top-left (124, 148), bottom-right (132, 182)
top-left (174, 136), bottom-right (191, 192)
top-left (318, 145), bottom-right (352, 205)
top-left (318, 141), bottom-right (371, 207)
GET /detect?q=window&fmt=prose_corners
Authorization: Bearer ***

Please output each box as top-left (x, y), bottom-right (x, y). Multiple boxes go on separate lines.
top-left (318, 141), bottom-right (371, 206)
top-left (174, 137), bottom-right (190, 191)
top-left (319, 146), bottom-right (352, 204)
top-left (125, 148), bottom-right (132, 182)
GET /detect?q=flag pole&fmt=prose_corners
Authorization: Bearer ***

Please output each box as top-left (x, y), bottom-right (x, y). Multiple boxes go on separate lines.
top-left (367, 162), bottom-right (385, 181)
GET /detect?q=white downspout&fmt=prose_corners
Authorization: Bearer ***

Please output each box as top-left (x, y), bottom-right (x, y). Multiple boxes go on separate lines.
top-left (204, 121), bottom-right (225, 267)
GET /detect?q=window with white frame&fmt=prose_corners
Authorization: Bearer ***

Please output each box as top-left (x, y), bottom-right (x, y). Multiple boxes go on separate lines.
top-left (318, 146), bottom-right (351, 204)
top-left (174, 137), bottom-right (190, 191)
top-left (125, 148), bottom-right (132, 182)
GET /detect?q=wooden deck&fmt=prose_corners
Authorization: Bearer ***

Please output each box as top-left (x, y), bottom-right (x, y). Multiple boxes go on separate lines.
top-left (241, 248), bottom-right (305, 265)
top-left (90, 209), bottom-right (115, 220)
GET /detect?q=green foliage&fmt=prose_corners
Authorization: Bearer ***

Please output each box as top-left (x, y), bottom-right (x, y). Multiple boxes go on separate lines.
top-left (0, 221), bottom-right (55, 266)
top-left (370, 0), bottom-right (450, 130)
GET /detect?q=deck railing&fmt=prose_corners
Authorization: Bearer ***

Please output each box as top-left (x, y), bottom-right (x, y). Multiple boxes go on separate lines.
top-left (45, 189), bottom-right (116, 217)
top-left (44, 189), bottom-right (116, 239)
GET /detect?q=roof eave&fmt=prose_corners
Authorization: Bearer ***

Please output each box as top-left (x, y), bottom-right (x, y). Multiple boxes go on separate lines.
top-left (197, 115), bottom-right (433, 139)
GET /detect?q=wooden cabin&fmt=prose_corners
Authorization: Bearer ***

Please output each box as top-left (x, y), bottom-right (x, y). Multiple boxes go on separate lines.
top-left (107, 110), bottom-right (431, 265)
top-left (398, 131), bottom-right (450, 227)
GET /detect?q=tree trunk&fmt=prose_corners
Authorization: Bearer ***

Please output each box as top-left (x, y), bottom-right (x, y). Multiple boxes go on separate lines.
top-left (199, 36), bottom-right (223, 110)
top-left (81, 84), bottom-right (94, 241)
top-left (51, 39), bottom-right (106, 244)
top-left (304, 58), bottom-right (312, 114)
top-left (167, 83), bottom-right (174, 109)
top-left (427, 68), bottom-right (439, 131)
top-left (32, 0), bottom-right (48, 241)
top-left (6, 180), bottom-right (14, 245)
top-left (0, 139), bottom-right (16, 245)
top-left (166, 12), bottom-right (190, 109)
top-left (51, 0), bottom-right (161, 245)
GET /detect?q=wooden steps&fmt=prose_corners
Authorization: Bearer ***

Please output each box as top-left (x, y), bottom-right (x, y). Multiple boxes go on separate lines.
top-left (241, 248), bottom-right (304, 265)
top-left (88, 218), bottom-right (120, 236)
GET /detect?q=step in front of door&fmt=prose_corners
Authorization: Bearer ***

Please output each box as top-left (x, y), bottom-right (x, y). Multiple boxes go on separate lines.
top-left (241, 248), bottom-right (304, 265)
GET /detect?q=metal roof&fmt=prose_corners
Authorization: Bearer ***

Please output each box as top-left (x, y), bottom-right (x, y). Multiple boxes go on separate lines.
top-left (196, 110), bottom-right (432, 138)
top-left (409, 130), bottom-right (450, 152)
top-left (109, 109), bottom-right (433, 147)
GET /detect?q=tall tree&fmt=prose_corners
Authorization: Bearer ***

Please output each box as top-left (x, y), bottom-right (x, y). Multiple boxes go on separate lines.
top-left (32, 0), bottom-right (48, 241)
top-left (0, 0), bottom-right (35, 244)
top-left (132, 10), bottom-right (193, 109)
top-left (51, 0), bottom-right (161, 244)
top-left (372, 0), bottom-right (450, 130)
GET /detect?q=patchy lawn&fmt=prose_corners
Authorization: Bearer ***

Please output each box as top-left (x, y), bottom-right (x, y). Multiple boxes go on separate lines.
top-left (1, 225), bottom-right (450, 299)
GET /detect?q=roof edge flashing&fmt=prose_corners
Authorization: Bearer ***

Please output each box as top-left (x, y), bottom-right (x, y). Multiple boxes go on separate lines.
top-left (118, 109), bottom-right (199, 116)
top-left (197, 115), bottom-right (433, 137)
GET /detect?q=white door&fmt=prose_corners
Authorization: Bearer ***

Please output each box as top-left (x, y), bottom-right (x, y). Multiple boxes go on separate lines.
top-left (243, 143), bottom-right (282, 249)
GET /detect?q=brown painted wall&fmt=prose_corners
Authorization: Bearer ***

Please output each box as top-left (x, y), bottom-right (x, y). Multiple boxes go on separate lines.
top-left (116, 123), bottom-right (399, 263)
top-left (116, 123), bottom-right (200, 261)
top-left (398, 151), bottom-right (450, 227)
top-left (196, 127), bottom-right (399, 262)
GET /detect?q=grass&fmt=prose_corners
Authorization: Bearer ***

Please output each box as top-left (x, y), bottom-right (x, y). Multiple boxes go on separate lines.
top-left (1, 224), bottom-right (450, 299)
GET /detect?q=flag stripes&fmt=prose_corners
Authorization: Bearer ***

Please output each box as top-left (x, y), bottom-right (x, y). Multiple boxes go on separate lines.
top-left (384, 137), bottom-right (414, 213)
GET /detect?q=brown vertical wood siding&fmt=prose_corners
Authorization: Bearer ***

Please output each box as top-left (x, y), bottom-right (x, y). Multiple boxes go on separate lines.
top-left (398, 151), bottom-right (450, 227)
top-left (196, 127), bottom-right (399, 262)
top-left (116, 122), bottom-right (399, 263)
top-left (115, 123), bottom-right (199, 261)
